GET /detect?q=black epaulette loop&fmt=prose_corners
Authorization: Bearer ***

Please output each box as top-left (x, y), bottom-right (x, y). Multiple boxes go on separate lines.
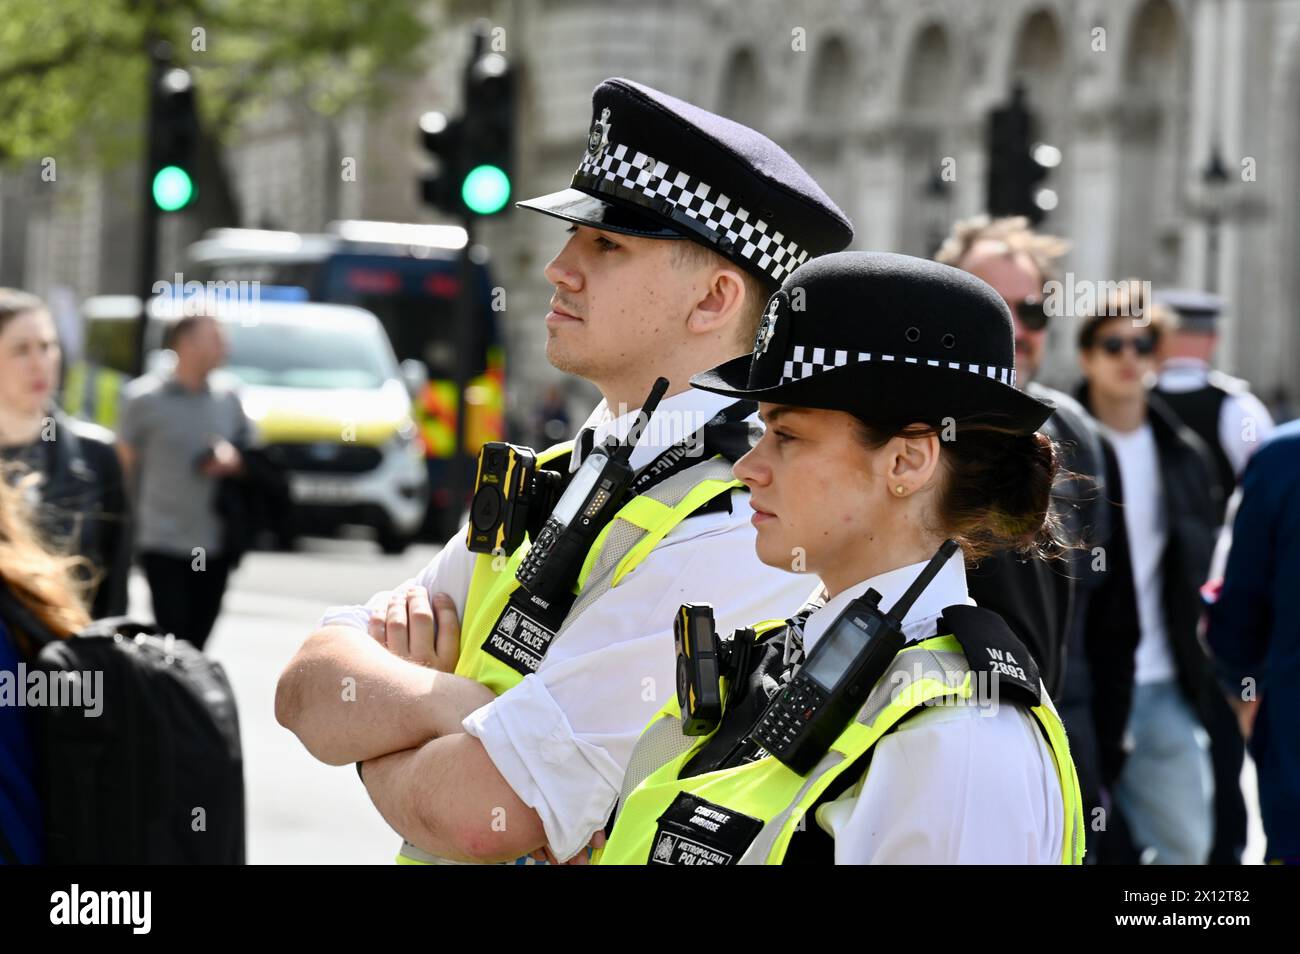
top-left (939, 604), bottom-right (1042, 709)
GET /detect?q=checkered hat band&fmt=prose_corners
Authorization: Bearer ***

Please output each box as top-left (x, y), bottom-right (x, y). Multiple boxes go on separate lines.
top-left (574, 141), bottom-right (808, 283)
top-left (779, 346), bottom-right (1018, 388)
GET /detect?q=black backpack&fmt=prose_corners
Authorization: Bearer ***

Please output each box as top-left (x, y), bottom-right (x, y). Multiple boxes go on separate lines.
top-left (0, 585), bottom-right (245, 863)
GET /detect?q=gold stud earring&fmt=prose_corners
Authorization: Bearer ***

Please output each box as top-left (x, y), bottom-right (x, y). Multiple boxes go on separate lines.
top-left (894, 484), bottom-right (906, 496)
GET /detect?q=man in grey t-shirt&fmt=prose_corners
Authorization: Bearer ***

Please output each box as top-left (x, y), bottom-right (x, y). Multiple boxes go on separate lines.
top-left (117, 314), bottom-right (249, 650)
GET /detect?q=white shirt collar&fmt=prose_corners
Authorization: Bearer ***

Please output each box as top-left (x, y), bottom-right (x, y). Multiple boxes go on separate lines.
top-left (1157, 358), bottom-right (1210, 393)
top-left (571, 388), bottom-right (741, 472)
top-left (802, 548), bottom-right (972, 653)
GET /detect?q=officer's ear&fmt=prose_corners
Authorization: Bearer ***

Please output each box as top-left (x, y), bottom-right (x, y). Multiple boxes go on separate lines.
top-left (884, 428), bottom-right (942, 496)
top-left (684, 264), bottom-right (748, 339)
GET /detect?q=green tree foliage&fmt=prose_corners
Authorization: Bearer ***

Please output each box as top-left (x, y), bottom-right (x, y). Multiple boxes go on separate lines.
top-left (0, 0), bottom-right (430, 166)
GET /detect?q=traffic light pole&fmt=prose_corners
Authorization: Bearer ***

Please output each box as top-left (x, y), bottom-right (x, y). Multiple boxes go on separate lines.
top-left (447, 217), bottom-right (476, 533)
top-left (133, 42), bottom-right (166, 377)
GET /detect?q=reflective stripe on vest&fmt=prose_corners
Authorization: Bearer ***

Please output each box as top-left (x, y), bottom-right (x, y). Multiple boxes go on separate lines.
top-left (397, 445), bottom-right (745, 865)
top-left (598, 634), bottom-right (1085, 865)
top-left (62, 362), bottom-right (123, 429)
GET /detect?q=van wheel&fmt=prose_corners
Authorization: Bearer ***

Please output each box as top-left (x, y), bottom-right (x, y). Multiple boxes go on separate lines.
top-left (377, 527), bottom-right (409, 556)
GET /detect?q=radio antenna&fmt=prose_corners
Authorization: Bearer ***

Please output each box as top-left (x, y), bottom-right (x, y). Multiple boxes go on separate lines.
top-left (612, 376), bottom-right (669, 463)
top-left (883, 539), bottom-right (959, 626)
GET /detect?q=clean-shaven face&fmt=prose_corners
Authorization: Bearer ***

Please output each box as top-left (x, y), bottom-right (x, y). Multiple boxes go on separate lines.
top-left (733, 404), bottom-right (895, 578)
top-left (1079, 317), bottom-right (1157, 402)
top-left (0, 308), bottom-right (60, 416)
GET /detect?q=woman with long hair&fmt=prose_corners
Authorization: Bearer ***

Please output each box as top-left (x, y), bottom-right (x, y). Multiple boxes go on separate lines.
top-left (0, 288), bottom-right (130, 618)
top-left (0, 471), bottom-right (91, 864)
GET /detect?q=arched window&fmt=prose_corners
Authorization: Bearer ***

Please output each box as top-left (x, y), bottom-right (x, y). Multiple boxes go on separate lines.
top-left (1008, 9), bottom-right (1068, 233)
top-left (809, 36), bottom-right (851, 119)
top-left (718, 48), bottom-right (764, 130)
top-left (900, 23), bottom-right (955, 257)
top-left (1115, 0), bottom-right (1186, 283)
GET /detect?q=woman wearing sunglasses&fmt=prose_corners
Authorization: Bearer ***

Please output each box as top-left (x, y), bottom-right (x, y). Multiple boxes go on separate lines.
top-left (596, 251), bottom-right (1084, 865)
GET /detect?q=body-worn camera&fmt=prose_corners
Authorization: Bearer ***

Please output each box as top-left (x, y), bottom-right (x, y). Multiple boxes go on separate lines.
top-left (466, 443), bottom-right (562, 555)
top-left (749, 539), bottom-right (959, 775)
top-left (674, 603), bottom-right (754, 736)
top-left (514, 377), bottom-right (669, 607)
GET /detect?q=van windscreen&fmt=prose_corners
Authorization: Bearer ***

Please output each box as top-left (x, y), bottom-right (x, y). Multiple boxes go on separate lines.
top-left (224, 321), bottom-right (393, 389)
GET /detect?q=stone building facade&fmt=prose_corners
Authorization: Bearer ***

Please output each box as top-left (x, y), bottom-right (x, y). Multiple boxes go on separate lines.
top-left (3, 0), bottom-right (1297, 416)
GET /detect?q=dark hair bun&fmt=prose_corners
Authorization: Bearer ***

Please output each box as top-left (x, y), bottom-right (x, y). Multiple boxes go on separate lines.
top-left (941, 428), bottom-right (1059, 560)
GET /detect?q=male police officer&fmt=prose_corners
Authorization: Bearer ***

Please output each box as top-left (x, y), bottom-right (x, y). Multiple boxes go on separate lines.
top-left (1152, 290), bottom-right (1275, 524)
top-left (276, 78), bottom-right (853, 864)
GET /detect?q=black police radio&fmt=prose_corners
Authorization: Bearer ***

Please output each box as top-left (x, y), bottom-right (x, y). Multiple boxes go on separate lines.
top-left (466, 444), bottom-right (561, 556)
top-left (749, 539), bottom-right (960, 775)
top-left (514, 377), bottom-right (670, 606)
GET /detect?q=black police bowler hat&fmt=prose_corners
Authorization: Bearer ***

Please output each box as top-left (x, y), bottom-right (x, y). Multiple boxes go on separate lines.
top-left (691, 252), bottom-right (1056, 434)
top-left (518, 78), bottom-right (853, 286)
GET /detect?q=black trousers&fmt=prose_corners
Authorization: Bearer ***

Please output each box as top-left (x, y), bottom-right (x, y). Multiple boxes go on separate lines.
top-left (140, 551), bottom-right (232, 652)
top-left (1206, 691), bottom-right (1248, 865)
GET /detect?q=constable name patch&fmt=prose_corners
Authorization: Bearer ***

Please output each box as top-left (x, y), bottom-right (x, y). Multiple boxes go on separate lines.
top-left (647, 792), bottom-right (763, 866)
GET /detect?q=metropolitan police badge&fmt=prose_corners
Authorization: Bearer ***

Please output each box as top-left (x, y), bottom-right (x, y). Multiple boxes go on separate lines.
top-left (587, 107), bottom-right (611, 161)
top-left (754, 296), bottom-right (780, 355)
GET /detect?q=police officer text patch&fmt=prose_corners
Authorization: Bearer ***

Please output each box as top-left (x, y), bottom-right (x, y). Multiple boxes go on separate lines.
top-left (482, 599), bottom-right (564, 676)
top-left (647, 792), bottom-right (763, 865)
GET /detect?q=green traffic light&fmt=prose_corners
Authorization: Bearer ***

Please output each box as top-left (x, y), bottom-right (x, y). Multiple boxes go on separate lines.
top-left (461, 164), bottom-right (510, 215)
top-left (152, 165), bottom-right (195, 211)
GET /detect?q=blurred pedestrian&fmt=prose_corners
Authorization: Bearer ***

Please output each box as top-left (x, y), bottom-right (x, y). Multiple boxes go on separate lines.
top-left (1152, 290), bottom-right (1275, 520)
top-left (0, 289), bottom-right (130, 618)
top-left (116, 312), bottom-right (251, 651)
top-left (0, 473), bottom-right (92, 864)
top-left (937, 216), bottom-right (1141, 859)
top-left (1074, 281), bottom-right (1221, 864)
top-left (1150, 289), bottom-right (1272, 865)
top-left (1205, 420), bottom-right (1300, 865)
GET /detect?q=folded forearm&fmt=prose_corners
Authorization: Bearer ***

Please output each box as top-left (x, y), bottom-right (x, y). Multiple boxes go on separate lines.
top-left (364, 734), bottom-right (545, 863)
top-left (275, 625), bottom-right (492, 765)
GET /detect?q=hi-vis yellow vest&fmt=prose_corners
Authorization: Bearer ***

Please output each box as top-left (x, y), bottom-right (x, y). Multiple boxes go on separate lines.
top-left (396, 440), bottom-right (745, 865)
top-left (599, 632), bottom-right (1085, 866)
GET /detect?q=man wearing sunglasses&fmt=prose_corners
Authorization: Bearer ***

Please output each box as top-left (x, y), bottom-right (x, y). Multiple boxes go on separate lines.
top-left (936, 215), bottom-right (1141, 863)
top-left (1074, 282), bottom-right (1222, 865)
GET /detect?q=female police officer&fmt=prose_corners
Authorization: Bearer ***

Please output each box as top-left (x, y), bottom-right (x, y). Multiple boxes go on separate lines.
top-left (597, 251), bottom-right (1084, 864)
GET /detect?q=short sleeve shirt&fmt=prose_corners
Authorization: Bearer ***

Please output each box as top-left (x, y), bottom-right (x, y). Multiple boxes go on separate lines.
top-left (118, 372), bottom-right (250, 558)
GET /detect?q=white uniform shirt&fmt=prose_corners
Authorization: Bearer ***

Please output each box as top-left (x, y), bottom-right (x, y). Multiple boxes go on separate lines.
top-left (1158, 358), bottom-right (1276, 478)
top-left (1098, 422), bottom-right (1177, 685)
top-left (319, 388), bottom-right (820, 860)
top-left (807, 552), bottom-right (1066, 864)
